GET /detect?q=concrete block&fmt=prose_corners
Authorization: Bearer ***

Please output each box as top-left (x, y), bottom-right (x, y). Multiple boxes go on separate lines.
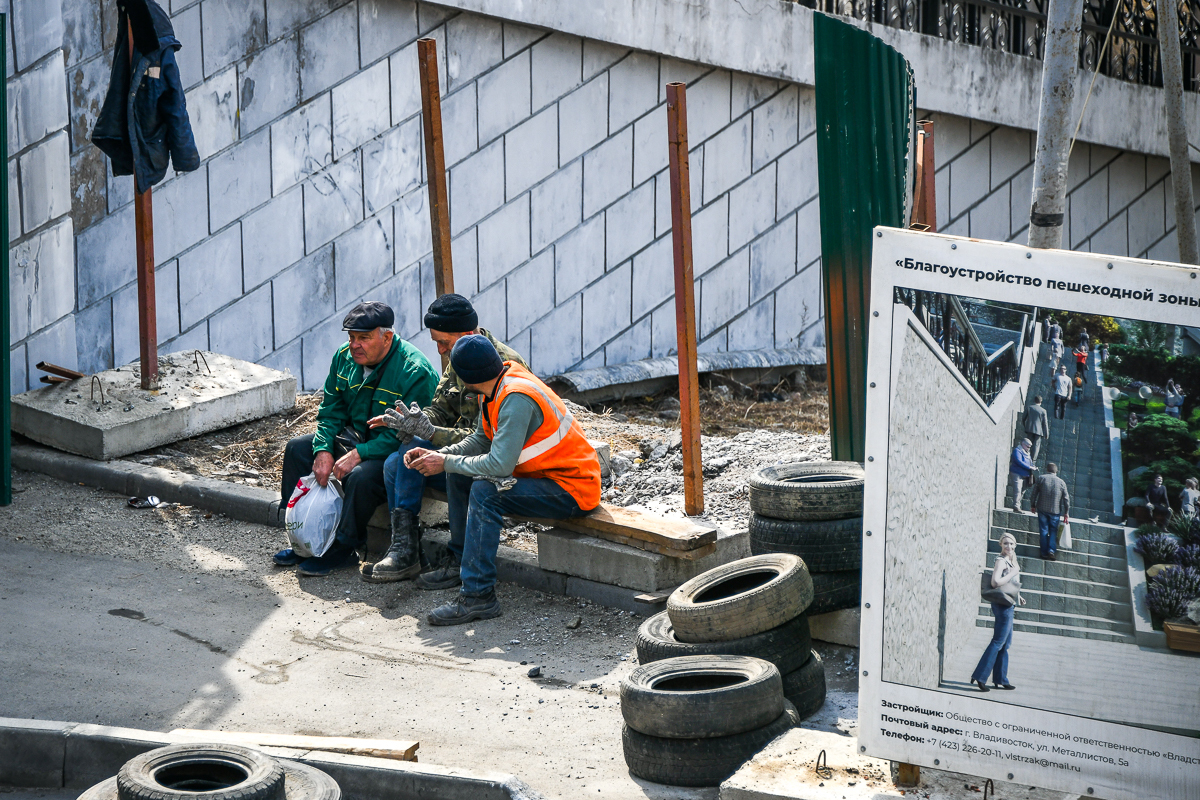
top-left (703, 117), bottom-right (751, 204)
top-left (605, 315), bottom-right (651, 365)
top-left (67, 52), bottom-right (109, 152)
top-left (1127, 180), bottom-right (1165, 256)
top-left (728, 296), bottom-right (774, 351)
top-left (1107, 152), bottom-right (1145, 213)
top-left (376, 260), bottom-right (423, 338)
top-left (300, 313), bottom-right (346, 389)
top-left (582, 40), bottom-right (627, 79)
top-left (298, 747), bottom-right (535, 800)
top-left (989, 125), bottom-right (1031, 189)
top-left (554, 212), bottom-right (604, 302)
top-left (605, 180), bottom-right (655, 268)
top-left (949, 139), bottom-right (990, 218)
top-left (808, 607), bottom-right (860, 647)
top-left (1146, 227), bottom-right (1178, 261)
top-left (113, 262), bottom-right (181, 366)
top-left (531, 32), bottom-right (582, 110)
top-left (12, 53), bottom-right (70, 152)
top-left (691, 192), bottom-right (728, 275)
top-left (449, 139), bottom-right (504, 234)
top-left (477, 195), bottom-right (530, 288)
top-left (503, 21), bottom-right (543, 57)
top-left (10, 342), bottom-right (28, 393)
top-left (775, 135), bottom-right (817, 219)
top-left (274, 245), bottom-right (335, 345)
top-left (631, 233), bottom-right (674, 319)
top-left (261, 338), bottom-right (301, 378)
top-left (151, 169), bottom-right (209, 266)
top-left (335, 209), bottom-right (394, 303)
top-left (530, 294), bottom-right (581, 375)
top-left (1007, 162), bottom-right (1033, 238)
top-left (774, 262), bottom-right (822, 346)
top-left (207, 129), bottom-right (271, 231)
top-left (9, 217), bottom-right (74, 342)
top-left (505, 107), bottom-right (557, 200)
top-left (271, 93), bottom-right (333, 195)
top-left (12, 0), bottom-right (64, 71)
top-left (728, 163), bottom-right (777, 252)
top-left (393, 187), bottom-right (432, 270)
top-left (179, 224), bottom-right (243, 329)
top-left (446, 14), bottom-right (504, 91)
top-left (750, 215), bottom-right (796, 303)
top-left (658, 57), bottom-right (708, 99)
top-left (162, 322), bottom-right (210, 355)
top-left (264, 0), bottom-right (343, 39)
top-left (1089, 211), bottom-right (1128, 257)
top-left (243, 186), bottom-right (305, 289)
top-left (25, 315), bottom-right (78, 374)
top-left (8, 156), bottom-right (20, 235)
top-left (687, 70), bottom-right (732, 144)
top-left (970, 186), bottom-right (1010, 243)
top-left (470, 280), bottom-right (507, 341)
top-left (70, 143), bottom-right (108, 232)
top-left (362, 116), bottom-right (422, 215)
top-left (171, 5), bottom-right (203, 89)
top-left (440, 83), bottom-right (479, 167)
top-left (0, 717), bottom-right (71, 787)
top-left (333, 60), bottom-right (391, 159)
top-left (933, 111), bottom-right (971, 164)
top-left (537, 526), bottom-right (745, 592)
top-left (582, 262), bottom-right (632, 353)
top-left (1068, 171), bottom-right (1109, 248)
top-left (583, 128), bottom-right (632, 217)
top-left (63, 0), bottom-right (103, 68)
top-left (632, 105), bottom-right (666, 187)
top-left (649, 300), bottom-right (675, 356)
top-left (752, 86), bottom-right (797, 172)
top-left (185, 66), bottom-right (238, 161)
top-left (608, 52), bottom-right (659, 133)
top-left (478, 50), bottom-right (531, 145)
top-left (530, 160), bottom-right (581, 252)
top-left (731, 72), bottom-right (780, 116)
top-left (389, 39), bottom-right (422, 124)
top-left (505, 327), bottom-right (530, 365)
top-left (304, 152), bottom-right (364, 251)
top-left (106, 154), bottom-right (135, 214)
top-left (359, 0), bottom-right (417, 66)
top-left (238, 34), bottom-right (300, 134)
top-left (700, 247), bottom-right (749, 339)
top-left (75, 298), bottom-right (114, 375)
top-left (505, 249), bottom-right (554, 334)
top-left (202, 0), bottom-right (266, 78)
top-left (299, 3), bottom-right (358, 100)
top-left (209, 285), bottom-right (275, 362)
top-left (451, 228), bottom-right (479, 298)
top-left (558, 74), bottom-right (608, 164)
top-left (77, 202), bottom-right (134, 306)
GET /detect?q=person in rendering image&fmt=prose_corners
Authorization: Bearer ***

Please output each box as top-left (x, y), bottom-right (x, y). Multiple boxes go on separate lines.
top-left (1030, 463), bottom-right (1070, 560)
top-left (1023, 395), bottom-right (1049, 462)
top-left (1009, 438), bottom-right (1036, 513)
top-left (1053, 365), bottom-right (1072, 419)
top-left (971, 533), bottom-right (1024, 692)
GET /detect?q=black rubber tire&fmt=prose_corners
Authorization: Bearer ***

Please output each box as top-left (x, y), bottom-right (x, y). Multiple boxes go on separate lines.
top-left (280, 762), bottom-right (340, 800)
top-left (622, 701), bottom-right (799, 787)
top-left (620, 655), bottom-right (783, 738)
top-left (808, 570), bottom-right (861, 615)
top-left (782, 650), bottom-right (826, 719)
top-left (748, 514), bottom-right (862, 572)
top-left (749, 461), bottom-right (865, 521)
top-left (117, 744), bottom-right (285, 800)
top-left (667, 554), bottom-right (813, 643)
top-left (635, 611), bottom-right (813, 675)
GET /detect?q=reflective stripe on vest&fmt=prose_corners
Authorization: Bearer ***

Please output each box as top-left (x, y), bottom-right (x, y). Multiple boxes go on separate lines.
top-left (492, 374), bottom-right (575, 465)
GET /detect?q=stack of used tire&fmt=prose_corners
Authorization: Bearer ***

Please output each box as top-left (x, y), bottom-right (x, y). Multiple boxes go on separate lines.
top-left (747, 461), bottom-right (865, 616)
top-left (623, 554), bottom-right (821, 786)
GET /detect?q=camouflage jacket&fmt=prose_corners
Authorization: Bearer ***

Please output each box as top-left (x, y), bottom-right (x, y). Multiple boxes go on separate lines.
top-left (422, 328), bottom-right (529, 447)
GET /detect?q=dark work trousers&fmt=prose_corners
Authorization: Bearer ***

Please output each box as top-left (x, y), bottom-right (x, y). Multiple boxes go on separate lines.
top-left (281, 433), bottom-right (387, 554)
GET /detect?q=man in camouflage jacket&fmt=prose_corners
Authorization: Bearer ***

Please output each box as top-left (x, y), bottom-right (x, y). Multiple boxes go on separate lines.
top-left (363, 294), bottom-right (528, 582)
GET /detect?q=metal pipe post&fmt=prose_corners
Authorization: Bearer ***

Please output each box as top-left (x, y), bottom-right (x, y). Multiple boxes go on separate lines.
top-left (1157, 0), bottom-right (1198, 264)
top-left (129, 21), bottom-right (158, 390)
top-left (665, 83), bottom-right (704, 517)
top-left (418, 38), bottom-right (455, 298)
top-left (1027, 0), bottom-right (1084, 249)
top-left (1, 12), bottom-right (10, 506)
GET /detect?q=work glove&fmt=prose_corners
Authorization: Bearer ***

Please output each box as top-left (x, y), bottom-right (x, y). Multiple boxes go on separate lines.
top-left (480, 475), bottom-right (518, 492)
top-left (382, 402), bottom-right (437, 443)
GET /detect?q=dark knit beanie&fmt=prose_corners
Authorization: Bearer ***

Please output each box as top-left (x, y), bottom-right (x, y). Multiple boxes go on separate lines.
top-left (450, 334), bottom-right (504, 384)
top-left (424, 293), bottom-right (478, 333)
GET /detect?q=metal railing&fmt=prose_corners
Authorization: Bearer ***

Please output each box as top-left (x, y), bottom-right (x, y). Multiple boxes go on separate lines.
top-left (808, 0), bottom-right (1200, 91)
top-left (895, 287), bottom-right (1022, 404)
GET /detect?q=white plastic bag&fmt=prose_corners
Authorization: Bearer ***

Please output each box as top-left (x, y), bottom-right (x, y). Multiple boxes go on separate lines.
top-left (284, 474), bottom-right (343, 558)
top-left (1058, 519), bottom-right (1072, 550)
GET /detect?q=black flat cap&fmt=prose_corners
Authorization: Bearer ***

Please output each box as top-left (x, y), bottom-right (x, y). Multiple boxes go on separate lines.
top-left (342, 301), bottom-right (394, 331)
top-left (424, 293), bottom-right (478, 333)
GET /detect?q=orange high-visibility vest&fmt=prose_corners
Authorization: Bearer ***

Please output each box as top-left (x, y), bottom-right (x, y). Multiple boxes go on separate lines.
top-left (481, 362), bottom-right (601, 510)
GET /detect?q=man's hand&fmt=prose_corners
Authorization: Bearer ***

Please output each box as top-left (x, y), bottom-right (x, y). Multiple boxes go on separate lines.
top-left (313, 450), bottom-right (335, 487)
top-left (404, 447), bottom-right (446, 476)
top-left (333, 448), bottom-right (362, 481)
top-left (392, 402), bottom-right (437, 441)
top-left (403, 446), bottom-right (431, 469)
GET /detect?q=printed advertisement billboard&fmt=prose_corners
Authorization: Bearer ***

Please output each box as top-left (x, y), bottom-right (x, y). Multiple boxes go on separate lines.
top-left (859, 227), bottom-right (1200, 800)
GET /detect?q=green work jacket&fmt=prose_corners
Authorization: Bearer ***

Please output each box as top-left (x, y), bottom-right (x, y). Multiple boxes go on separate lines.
top-left (313, 337), bottom-right (439, 460)
top-left (423, 328), bottom-right (529, 447)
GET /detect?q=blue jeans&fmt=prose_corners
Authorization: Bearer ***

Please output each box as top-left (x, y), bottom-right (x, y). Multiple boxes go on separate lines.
top-left (1038, 512), bottom-right (1061, 557)
top-left (382, 437), bottom-right (446, 514)
top-left (972, 603), bottom-right (1014, 685)
top-left (445, 472), bottom-right (588, 596)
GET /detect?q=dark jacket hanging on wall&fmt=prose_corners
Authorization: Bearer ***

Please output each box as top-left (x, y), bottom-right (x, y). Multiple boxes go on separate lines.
top-left (92, 0), bottom-right (199, 194)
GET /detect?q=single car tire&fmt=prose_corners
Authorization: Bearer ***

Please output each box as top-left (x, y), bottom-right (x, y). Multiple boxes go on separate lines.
top-left (117, 744), bottom-right (285, 800)
top-left (620, 655), bottom-right (784, 738)
top-left (782, 650), bottom-right (826, 719)
top-left (808, 570), bottom-right (861, 616)
top-left (635, 611), bottom-right (813, 675)
top-left (83, 762), bottom-right (338, 800)
top-left (748, 514), bottom-right (863, 572)
top-left (749, 461), bottom-right (865, 521)
top-left (622, 701), bottom-right (799, 787)
top-left (667, 554), bottom-right (813, 643)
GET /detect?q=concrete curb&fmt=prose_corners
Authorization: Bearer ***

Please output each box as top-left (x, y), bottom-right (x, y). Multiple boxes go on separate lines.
top-left (0, 717), bottom-right (544, 799)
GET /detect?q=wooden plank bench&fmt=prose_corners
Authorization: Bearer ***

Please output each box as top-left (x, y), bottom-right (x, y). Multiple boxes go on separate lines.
top-left (169, 729), bottom-right (419, 761)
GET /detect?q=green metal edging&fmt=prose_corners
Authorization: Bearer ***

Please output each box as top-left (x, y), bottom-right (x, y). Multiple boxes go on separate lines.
top-left (2, 12), bottom-right (11, 507)
top-left (813, 12), bottom-right (913, 463)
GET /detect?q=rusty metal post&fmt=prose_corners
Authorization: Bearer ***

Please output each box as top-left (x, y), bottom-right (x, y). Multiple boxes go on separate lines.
top-left (418, 38), bottom-right (454, 298)
top-left (666, 83), bottom-right (703, 517)
top-left (910, 120), bottom-right (937, 231)
top-left (896, 763), bottom-right (920, 787)
top-left (129, 21), bottom-right (158, 390)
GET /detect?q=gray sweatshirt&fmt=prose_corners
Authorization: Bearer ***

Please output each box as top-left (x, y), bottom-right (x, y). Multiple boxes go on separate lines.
top-left (440, 393), bottom-right (544, 477)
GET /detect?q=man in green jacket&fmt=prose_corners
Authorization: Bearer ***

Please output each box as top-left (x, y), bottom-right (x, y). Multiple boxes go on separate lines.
top-left (362, 294), bottom-right (528, 583)
top-left (274, 301), bottom-right (439, 577)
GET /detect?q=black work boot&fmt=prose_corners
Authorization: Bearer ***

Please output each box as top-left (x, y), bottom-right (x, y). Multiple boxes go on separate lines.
top-left (416, 551), bottom-right (462, 590)
top-left (363, 508), bottom-right (421, 583)
top-left (427, 590), bottom-right (502, 626)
